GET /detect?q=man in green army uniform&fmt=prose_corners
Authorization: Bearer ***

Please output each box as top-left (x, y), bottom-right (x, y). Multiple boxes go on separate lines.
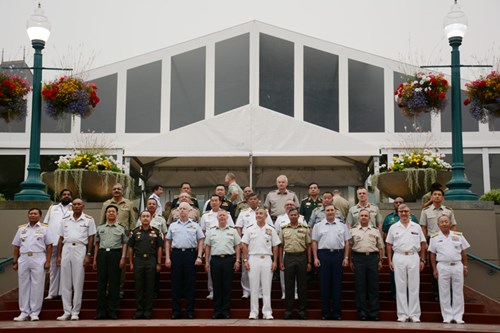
top-left (204, 210), bottom-right (241, 319)
top-left (299, 182), bottom-right (322, 223)
top-left (279, 207), bottom-right (312, 320)
top-left (128, 210), bottom-right (163, 319)
top-left (93, 205), bottom-right (127, 319)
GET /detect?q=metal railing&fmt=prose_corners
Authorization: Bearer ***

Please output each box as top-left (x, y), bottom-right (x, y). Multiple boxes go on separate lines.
top-left (467, 253), bottom-right (500, 276)
top-left (0, 256), bottom-right (13, 273)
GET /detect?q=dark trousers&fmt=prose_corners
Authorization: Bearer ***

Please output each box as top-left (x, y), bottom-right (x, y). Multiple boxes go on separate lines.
top-left (96, 249), bottom-right (121, 317)
top-left (317, 250), bottom-right (343, 318)
top-left (284, 252), bottom-right (308, 315)
top-left (210, 256), bottom-right (235, 317)
top-left (352, 252), bottom-right (380, 319)
top-left (133, 256), bottom-right (156, 318)
top-left (171, 250), bottom-right (197, 316)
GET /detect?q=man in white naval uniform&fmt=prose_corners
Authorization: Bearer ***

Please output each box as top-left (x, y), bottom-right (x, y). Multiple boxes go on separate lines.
top-left (12, 208), bottom-right (53, 321)
top-left (235, 193), bottom-right (272, 299)
top-left (429, 215), bottom-right (470, 324)
top-left (56, 199), bottom-right (96, 321)
top-left (241, 208), bottom-right (280, 320)
top-left (386, 204), bottom-right (426, 323)
top-left (43, 189), bottom-right (72, 300)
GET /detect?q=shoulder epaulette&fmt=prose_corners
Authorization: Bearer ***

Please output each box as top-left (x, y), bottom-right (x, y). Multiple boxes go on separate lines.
top-left (209, 225), bottom-right (217, 229)
top-left (430, 232), bottom-right (439, 238)
top-left (84, 214), bottom-right (93, 219)
top-left (452, 231), bottom-right (462, 235)
top-left (267, 224), bottom-right (276, 229)
top-left (62, 215), bottom-right (71, 219)
top-left (18, 224), bottom-right (26, 228)
top-left (444, 206), bottom-right (454, 211)
top-left (229, 225), bottom-right (236, 229)
top-left (41, 222), bottom-right (49, 227)
top-left (240, 208), bottom-right (250, 212)
top-left (247, 223), bottom-right (254, 228)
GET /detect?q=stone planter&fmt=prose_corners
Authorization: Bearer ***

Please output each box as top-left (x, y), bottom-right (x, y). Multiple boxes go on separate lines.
top-left (41, 170), bottom-right (133, 202)
top-left (375, 169), bottom-right (452, 202)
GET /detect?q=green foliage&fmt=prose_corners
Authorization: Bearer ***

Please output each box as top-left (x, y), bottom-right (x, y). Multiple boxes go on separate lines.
top-left (479, 189), bottom-right (500, 205)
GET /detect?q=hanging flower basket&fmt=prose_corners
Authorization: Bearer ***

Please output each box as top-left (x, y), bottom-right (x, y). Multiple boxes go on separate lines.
top-left (395, 72), bottom-right (450, 118)
top-left (464, 70), bottom-right (500, 123)
top-left (0, 72), bottom-right (31, 123)
top-left (41, 76), bottom-right (100, 120)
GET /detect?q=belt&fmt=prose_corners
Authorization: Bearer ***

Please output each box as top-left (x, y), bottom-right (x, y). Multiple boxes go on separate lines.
top-left (395, 251), bottom-right (415, 255)
top-left (353, 251), bottom-right (379, 256)
top-left (318, 249), bottom-right (344, 253)
top-left (172, 248), bottom-right (196, 252)
top-left (439, 261), bottom-right (461, 266)
top-left (211, 254), bottom-right (234, 258)
top-left (135, 253), bottom-right (155, 258)
top-left (286, 251), bottom-right (306, 256)
top-left (99, 248), bottom-right (121, 252)
top-left (250, 254), bottom-right (271, 259)
top-left (20, 251), bottom-right (44, 256)
top-left (68, 242), bottom-right (85, 246)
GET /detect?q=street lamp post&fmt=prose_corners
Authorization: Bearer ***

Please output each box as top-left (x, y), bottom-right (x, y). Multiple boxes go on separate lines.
top-left (14, 4), bottom-right (51, 201)
top-left (443, 0), bottom-right (478, 200)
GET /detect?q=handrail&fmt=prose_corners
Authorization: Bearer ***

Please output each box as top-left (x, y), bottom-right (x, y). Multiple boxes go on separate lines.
top-left (0, 256), bottom-right (13, 273)
top-left (467, 253), bottom-right (500, 276)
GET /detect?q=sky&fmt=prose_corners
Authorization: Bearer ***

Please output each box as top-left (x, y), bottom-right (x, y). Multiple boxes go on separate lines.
top-left (1, 0), bottom-right (499, 81)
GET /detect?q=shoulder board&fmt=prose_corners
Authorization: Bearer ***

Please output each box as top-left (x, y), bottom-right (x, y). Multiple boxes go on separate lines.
top-left (430, 232), bottom-right (439, 238)
top-left (229, 225), bottom-right (236, 229)
top-left (282, 224), bottom-right (290, 229)
top-left (444, 206), bottom-right (454, 211)
top-left (301, 197), bottom-right (310, 202)
top-left (247, 223), bottom-right (254, 228)
top-left (62, 215), bottom-right (71, 219)
top-left (84, 214), bottom-right (93, 219)
top-left (267, 224), bottom-right (276, 229)
top-left (41, 222), bottom-right (49, 227)
top-left (424, 206), bottom-right (432, 210)
top-left (209, 226), bottom-right (217, 229)
top-left (452, 231), bottom-right (462, 235)
top-left (18, 224), bottom-right (26, 228)
top-left (151, 225), bottom-right (160, 231)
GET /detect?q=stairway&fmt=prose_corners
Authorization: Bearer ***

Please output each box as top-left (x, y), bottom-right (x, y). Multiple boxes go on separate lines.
top-left (0, 261), bottom-right (499, 331)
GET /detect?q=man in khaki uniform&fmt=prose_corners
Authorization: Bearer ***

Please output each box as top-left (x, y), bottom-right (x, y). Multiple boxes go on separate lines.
top-left (346, 187), bottom-right (383, 234)
top-left (264, 175), bottom-right (299, 221)
top-left (279, 207), bottom-right (312, 320)
top-left (349, 209), bottom-right (384, 321)
top-left (332, 189), bottom-right (350, 220)
top-left (167, 193), bottom-right (200, 225)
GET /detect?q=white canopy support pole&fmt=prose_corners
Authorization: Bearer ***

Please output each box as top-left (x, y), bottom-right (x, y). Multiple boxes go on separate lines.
top-left (138, 166), bottom-right (145, 212)
top-left (373, 156), bottom-right (380, 203)
top-left (249, 152), bottom-right (253, 190)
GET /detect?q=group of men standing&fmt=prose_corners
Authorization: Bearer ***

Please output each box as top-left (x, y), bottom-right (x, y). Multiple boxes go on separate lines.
top-left (11, 176), bottom-right (470, 325)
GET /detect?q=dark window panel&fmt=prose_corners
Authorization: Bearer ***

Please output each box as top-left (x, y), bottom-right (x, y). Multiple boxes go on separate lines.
top-left (490, 154), bottom-right (500, 189)
top-left (348, 59), bottom-right (384, 132)
top-left (82, 74), bottom-right (117, 133)
top-left (126, 61), bottom-right (162, 133)
top-left (0, 155), bottom-right (25, 199)
top-left (170, 47), bottom-right (206, 130)
top-left (393, 72), bottom-right (431, 132)
top-left (259, 33), bottom-right (294, 117)
top-left (215, 34), bottom-right (250, 115)
top-left (441, 89), bottom-right (478, 132)
top-left (444, 154), bottom-right (484, 195)
top-left (304, 46), bottom-right (339, 131)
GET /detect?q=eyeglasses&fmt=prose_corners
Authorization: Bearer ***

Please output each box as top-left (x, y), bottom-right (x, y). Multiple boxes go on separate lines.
top-left (398, 210), bottom-right (410, 213)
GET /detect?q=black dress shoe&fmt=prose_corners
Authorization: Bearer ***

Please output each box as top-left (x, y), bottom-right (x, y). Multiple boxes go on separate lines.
top-left (187, 313), bottom-right (194, 319)
top-left (109, 314), bottom-right (118, 320)
top-left (171, 313), bottom-right (182, 320)
top-left (133, 314), bottom-right (145, 320)
top-left (298, 313), bottom-right (307, 320)
top-left (360, 316), bottom-right (368, 321)
top-left (284, 313), bottom-right (292, 320)
top-left (94, 315), bottom-right (107, 320)
top-left (321, 315), bottom-right (331, 320)
top-left (370, 316), bottom-right (380, 321)
top-left (332, 315), bottom-right (342, 320)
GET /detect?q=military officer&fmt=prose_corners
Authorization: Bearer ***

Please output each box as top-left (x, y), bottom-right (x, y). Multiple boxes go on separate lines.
top-left (235, 193), bottom-right (272, 299)
top-left (128, 210), bottom-right (163, 319)
top-left (420, 188), bottom-right (457, 301)
top-left (12, 208), bottom-right (52, 321)
top-left (428, 215), bottom-right (470, 324)
top-left (56, 199), bottom-right (96, 321)
top-left (279, 207), bottom-right (312, 320)
top-left (386, 204), bottom-right (426, 323)
top-left (312, 204), bottom-right (351, 320)
top-left (204, 210), bottom-right (241, 319)
top-left (308, 192), bottom-right (343, 228)
top-left (299, 182), bottom-right (321, 222)
top-left (165, 202), bottom-right (205, 319)
top-left (235, 186), bottom-right (254, 218)
top-left (263, 175), bottom-right (299, 222)
top-left (242, 208), bottom-right (281, 320)
top-left (349, 209), bottom-right (384, 321)
top-left (43, 189), bottom-right (72, 300)
top-left (93, 205), bottom-right (127, 320)
top-left (346, 187), bottom-right (383, 234)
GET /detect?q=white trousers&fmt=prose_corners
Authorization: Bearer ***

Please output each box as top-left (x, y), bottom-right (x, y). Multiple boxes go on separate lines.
top-left (18, 253), bottom-right (46, 317)
top-left (60, 243), bottom-right (86, 316)
top-left (48, 244), bottom-right (61, 297)
top-left (248, 255), bottom-right (273, 317)
top-left (437, 262), bottom-right (465, 322)
top-left (393, 253), bottom-right (421, 320)
top-left (241, 262), bottom-right (250, 296)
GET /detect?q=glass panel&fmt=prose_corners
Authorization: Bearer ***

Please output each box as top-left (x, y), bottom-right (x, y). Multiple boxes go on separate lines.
top-left (444, 154), bottom-right (483, 195)
top-left (393, 72), bottom-right (431, 132)
top-left (170, 47), bottom-right (206, 130)
top-left (441, 89), bottom-right (478, 132)
top-left (0, 65), bottom-right (29, 132)
top-left (82, 74), bottom-right (117, 133)
top-left (215, 34), bottom-right (249, 115)
top-left (0, 155), bottom-right (25, 199)
top-left (488, 114), bottom-right (500, 132)
top-left (348, 59), bottom-right (384, 132)
top-left (490, 154), bottom-right (500, 189)
top-left (259, 33), bottom-right (294, 117)
top-left (304, 46), bottom-right (339, 131)
top-left (126, 61), bottom-right (162, 133)
top-left (41, 103), bottom-right (72, 133)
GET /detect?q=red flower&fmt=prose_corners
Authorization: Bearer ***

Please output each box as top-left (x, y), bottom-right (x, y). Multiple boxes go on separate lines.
top-left (464, 98), bottom-right (470, 106)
